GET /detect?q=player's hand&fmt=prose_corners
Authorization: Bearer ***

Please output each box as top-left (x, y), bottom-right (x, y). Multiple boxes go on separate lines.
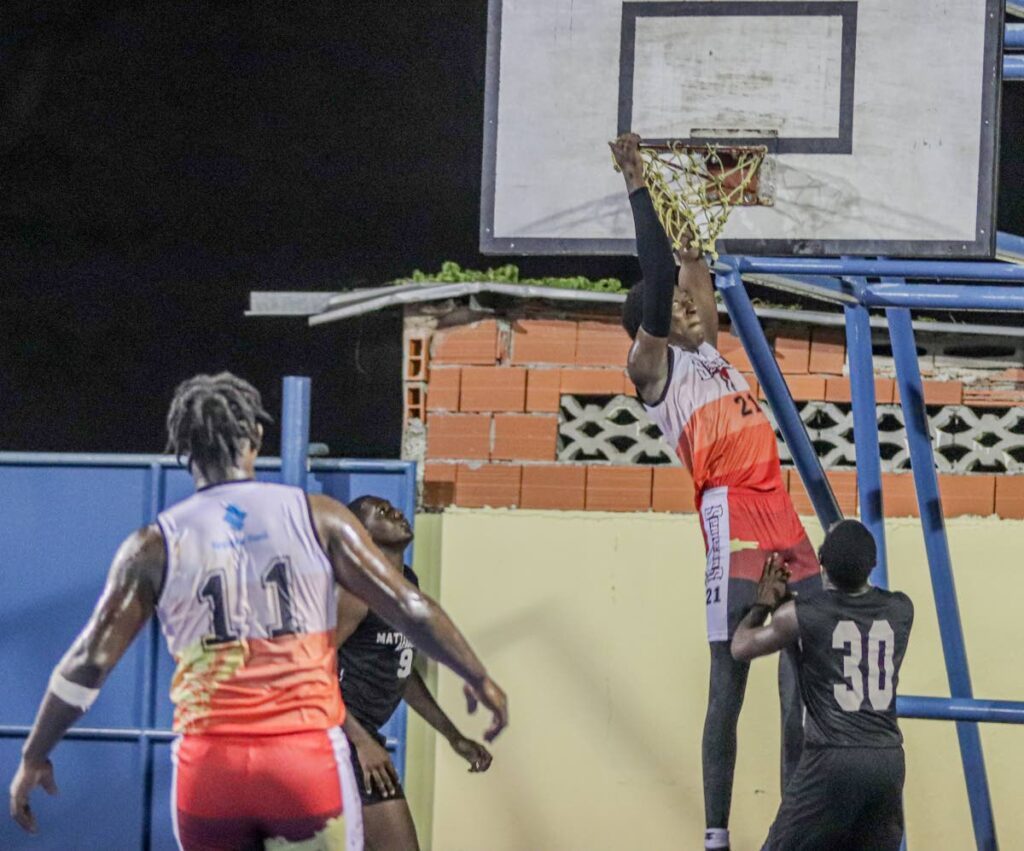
top-left (450, 735), bottom-right (493, 773)
top-left (354, 737), bottom-right (400, 799)
top-left (463, 676), bottom-right (508, 742)
top-left (608, 132), bottom-right (646, 191)
top-left (755, 552), bottom-right (791, 610)
top-left (9, 757), bottom-right (58, 834)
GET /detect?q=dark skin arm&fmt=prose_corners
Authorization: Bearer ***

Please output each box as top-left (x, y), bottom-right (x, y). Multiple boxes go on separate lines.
top-left (610, 133), bottom-right (719, 405)
top-left (335, 586), bottom-right (402, 798)
top-left (310, 493), bottom-right (508, 741)
top-left (10, 526), bottom-right (164, 833)
top-left (404, 667), bottom-right (492, 773)
top-left (731, 553), bottom-right (800, 662)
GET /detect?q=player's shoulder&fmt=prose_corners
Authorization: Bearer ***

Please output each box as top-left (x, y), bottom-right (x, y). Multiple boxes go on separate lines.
top-left (403, 564), bottom-right (420, 587)
top-left (886, 588), bottom-right (915, 619)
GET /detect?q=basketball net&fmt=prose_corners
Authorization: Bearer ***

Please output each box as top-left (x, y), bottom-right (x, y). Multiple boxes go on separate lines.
top-left (638, 142), bottom-right (769, 260)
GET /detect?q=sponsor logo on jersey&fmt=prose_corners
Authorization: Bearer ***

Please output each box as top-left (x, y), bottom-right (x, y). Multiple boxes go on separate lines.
top-left (223, 504), bottom-right (247, 530)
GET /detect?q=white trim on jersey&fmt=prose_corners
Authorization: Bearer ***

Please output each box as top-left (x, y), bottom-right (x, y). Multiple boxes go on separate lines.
top-left (328, 726), bottom-right (365, 851)
top-left (701, 486), bottom-right (731, 642)
top-left (170, 736), bottom-right (183, 851)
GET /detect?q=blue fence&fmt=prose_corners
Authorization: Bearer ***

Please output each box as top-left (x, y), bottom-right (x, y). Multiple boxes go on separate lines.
top-left (0, 452), bottom-right (416, 851)
top-left (717, 255), bottom-right (1024, 851)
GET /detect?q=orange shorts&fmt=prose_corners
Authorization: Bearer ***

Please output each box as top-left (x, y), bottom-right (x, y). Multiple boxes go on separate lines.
top-left (699, 485), bottom-right (821, 641)
top-left (172, 728), bottom-right (362, 850)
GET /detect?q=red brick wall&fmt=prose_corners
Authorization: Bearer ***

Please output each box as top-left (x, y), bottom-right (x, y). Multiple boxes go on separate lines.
top-left (405, 313), bottom-right (1021, 518)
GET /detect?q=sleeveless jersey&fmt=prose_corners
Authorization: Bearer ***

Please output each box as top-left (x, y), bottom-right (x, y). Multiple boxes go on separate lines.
top-left (338, 566), bottom-right (419, 736)
top-left (156, 480), bottom-right (344, 735)
top-left (795, 588), bottom-right (914, 747)
top-left (643, 343), bottom-right (787, 497)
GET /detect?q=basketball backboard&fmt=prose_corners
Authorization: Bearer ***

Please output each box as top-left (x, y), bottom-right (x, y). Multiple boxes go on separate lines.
top-left (481, 0), bottom-right (1003, 257)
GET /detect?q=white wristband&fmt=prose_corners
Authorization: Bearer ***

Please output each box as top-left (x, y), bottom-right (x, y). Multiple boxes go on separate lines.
top-left (48, 670), bottom-right (100, 711)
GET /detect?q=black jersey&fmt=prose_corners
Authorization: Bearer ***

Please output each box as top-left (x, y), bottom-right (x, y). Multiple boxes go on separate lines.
top-left (795, 587), bottom-right (914, 748)
top-left (338, 566), bottom-right (419, 735)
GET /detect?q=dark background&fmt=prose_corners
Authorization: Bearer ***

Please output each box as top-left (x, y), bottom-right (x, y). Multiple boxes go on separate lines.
top-left (2, 2), bottom-right (1022, 457)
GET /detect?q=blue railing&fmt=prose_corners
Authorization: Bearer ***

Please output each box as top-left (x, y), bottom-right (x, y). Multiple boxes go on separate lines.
top-left (716, 256), bottom-right (1024, 851)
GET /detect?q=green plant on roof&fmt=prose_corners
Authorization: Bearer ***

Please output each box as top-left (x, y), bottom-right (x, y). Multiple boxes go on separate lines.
top-left (403, 261), bottom-right (624, 293)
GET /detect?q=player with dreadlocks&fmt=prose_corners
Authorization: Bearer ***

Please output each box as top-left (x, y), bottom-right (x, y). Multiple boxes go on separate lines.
top-left (9, 372), bottom-right (508, 851)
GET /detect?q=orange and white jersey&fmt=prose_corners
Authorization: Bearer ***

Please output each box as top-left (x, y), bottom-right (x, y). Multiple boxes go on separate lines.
top-left (156, 480), bottom-right (344, 736)
top-left (643, 342), bottom-right (787, 498)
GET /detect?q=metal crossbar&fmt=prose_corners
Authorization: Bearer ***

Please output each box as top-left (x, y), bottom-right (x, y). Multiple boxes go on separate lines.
top-left (717, 257), bottom-right (1024, 851)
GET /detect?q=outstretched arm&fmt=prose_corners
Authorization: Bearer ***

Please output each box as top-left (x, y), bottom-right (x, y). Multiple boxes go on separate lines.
top-left (611, 132), bottom-right (675, 404)
top-left (309, 494), bottom-right (508, 741)
top-left (404, 668), bottom-right (492, 772)
top-left (731, 553), bottom-right (799, 661)
top-left (10, 526), bottom-right (164, 833)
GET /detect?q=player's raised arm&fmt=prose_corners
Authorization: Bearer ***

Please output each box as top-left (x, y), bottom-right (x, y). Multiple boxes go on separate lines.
top-left (309, 493), bottom-right (508, 741)
top-left (730, 553), bottom-right (799, 662)
top-left (611, 132), bottom-right (675, 404)
top-left (9, 526), bottom-right (164, 833)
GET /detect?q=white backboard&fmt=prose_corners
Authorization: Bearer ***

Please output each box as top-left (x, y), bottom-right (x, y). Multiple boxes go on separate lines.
top-left (481, 0), bottom-right (1002, 257)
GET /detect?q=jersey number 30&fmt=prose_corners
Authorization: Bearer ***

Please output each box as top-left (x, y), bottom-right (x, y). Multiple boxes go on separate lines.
top-left (832, 620), bottom-right (895, 712)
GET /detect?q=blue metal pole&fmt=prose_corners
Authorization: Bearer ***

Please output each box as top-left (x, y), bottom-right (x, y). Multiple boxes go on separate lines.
top-left (843, 299), bottom-right (888, 587)
top-left (861, 283), bottom-right (1024, 311)
top-left (1006, 55), bottom-right (1024, 79)
top-left (887, 308), bottom-right (997, 851)
top-left (997, 231), bottom-right (1024, 263)
top-left (281, 376), bottom-right (312, 490)
top-left (728, 256), bottom-right (1024, 281)
top-left (898, 696), bottom-right (1024, 725)
top-left (1007, 24), bottom-right (1024, 48)
top-left (716, 262), bottom-right (842, 531)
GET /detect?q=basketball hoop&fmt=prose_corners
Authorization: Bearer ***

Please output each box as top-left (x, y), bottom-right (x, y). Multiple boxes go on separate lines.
top-left (637, 141), bottom-right (773, 260)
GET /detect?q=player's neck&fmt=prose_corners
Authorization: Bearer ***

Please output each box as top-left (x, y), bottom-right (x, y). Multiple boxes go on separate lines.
top-left (824, 576), bottom-right (871, 595)
top-left (192, 465), bottom-right (254, 490)
top-left (378, 543), bottom-right (407, 571)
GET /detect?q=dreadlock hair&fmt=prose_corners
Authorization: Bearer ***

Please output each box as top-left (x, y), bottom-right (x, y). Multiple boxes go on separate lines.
top-left (622, 280), bottom-right (645, 340)
top-left (165, 372), bottom-right (273, 476)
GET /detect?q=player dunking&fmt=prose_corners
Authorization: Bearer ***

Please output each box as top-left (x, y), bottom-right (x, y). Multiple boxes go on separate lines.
top-left (336, 495), bottom-right (492, 851)
top-left (732, 520), bottom-right (914, 850)
top-left (610, 132), bottom-right (821, 851)
top-left (8, 373), bottom-right (508, 850)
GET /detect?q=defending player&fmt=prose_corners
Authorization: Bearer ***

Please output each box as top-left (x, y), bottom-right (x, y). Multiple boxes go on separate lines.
top-left (8, 373), bottom-right (508, 850)
top-left (732, 520), bottom-right (914, 850)
top-left (610, 132), bottom-right (821, 851)
top-left (336, 495), bottom-right (492, 851)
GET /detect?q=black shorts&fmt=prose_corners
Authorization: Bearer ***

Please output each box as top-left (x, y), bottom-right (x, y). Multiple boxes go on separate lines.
top-left (348, 733), bottom-right (406, 807)
top-left (763, 746), bottom-right (905, 851)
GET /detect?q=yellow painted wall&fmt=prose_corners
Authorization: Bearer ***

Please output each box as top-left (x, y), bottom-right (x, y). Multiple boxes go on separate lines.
top-left (404, 510), bottom-right (1024, 851)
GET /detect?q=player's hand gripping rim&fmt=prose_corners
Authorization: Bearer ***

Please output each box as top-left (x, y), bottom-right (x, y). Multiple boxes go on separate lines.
top-left (463, 676), bottom-right (508, 743)
top-left (755, 552), bottom-right (791, 612)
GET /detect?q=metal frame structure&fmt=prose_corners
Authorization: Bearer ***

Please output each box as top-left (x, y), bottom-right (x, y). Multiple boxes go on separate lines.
top-left (0, 378), bottom-right (418, 850)
top-left (716, 256), bottom-right (1024, 851)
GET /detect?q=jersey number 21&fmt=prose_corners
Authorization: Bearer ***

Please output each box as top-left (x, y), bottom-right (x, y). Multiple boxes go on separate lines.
top-left (832, 620), bottom-right (895, 712)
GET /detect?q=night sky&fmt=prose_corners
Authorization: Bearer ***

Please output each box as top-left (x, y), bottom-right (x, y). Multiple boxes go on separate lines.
top-left (2, 2), bottom-right (1021, 457)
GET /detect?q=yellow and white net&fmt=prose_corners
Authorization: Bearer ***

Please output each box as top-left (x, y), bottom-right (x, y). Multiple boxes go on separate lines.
top-left (639, 142), bottom-right (771, 260)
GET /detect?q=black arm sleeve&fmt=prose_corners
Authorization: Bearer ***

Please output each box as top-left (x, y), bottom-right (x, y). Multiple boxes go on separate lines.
top-left (629, 187), bottom-right (676, 338)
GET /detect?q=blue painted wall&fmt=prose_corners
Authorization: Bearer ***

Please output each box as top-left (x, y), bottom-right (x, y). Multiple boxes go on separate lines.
top-left (0, 454), bottom-right (416, 851)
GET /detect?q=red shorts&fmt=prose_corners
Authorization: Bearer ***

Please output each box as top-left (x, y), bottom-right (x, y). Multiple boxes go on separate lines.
top-left (171, 728), bottom-right (363, 851)
top-left (699, 485), bottom-right (820, 641)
